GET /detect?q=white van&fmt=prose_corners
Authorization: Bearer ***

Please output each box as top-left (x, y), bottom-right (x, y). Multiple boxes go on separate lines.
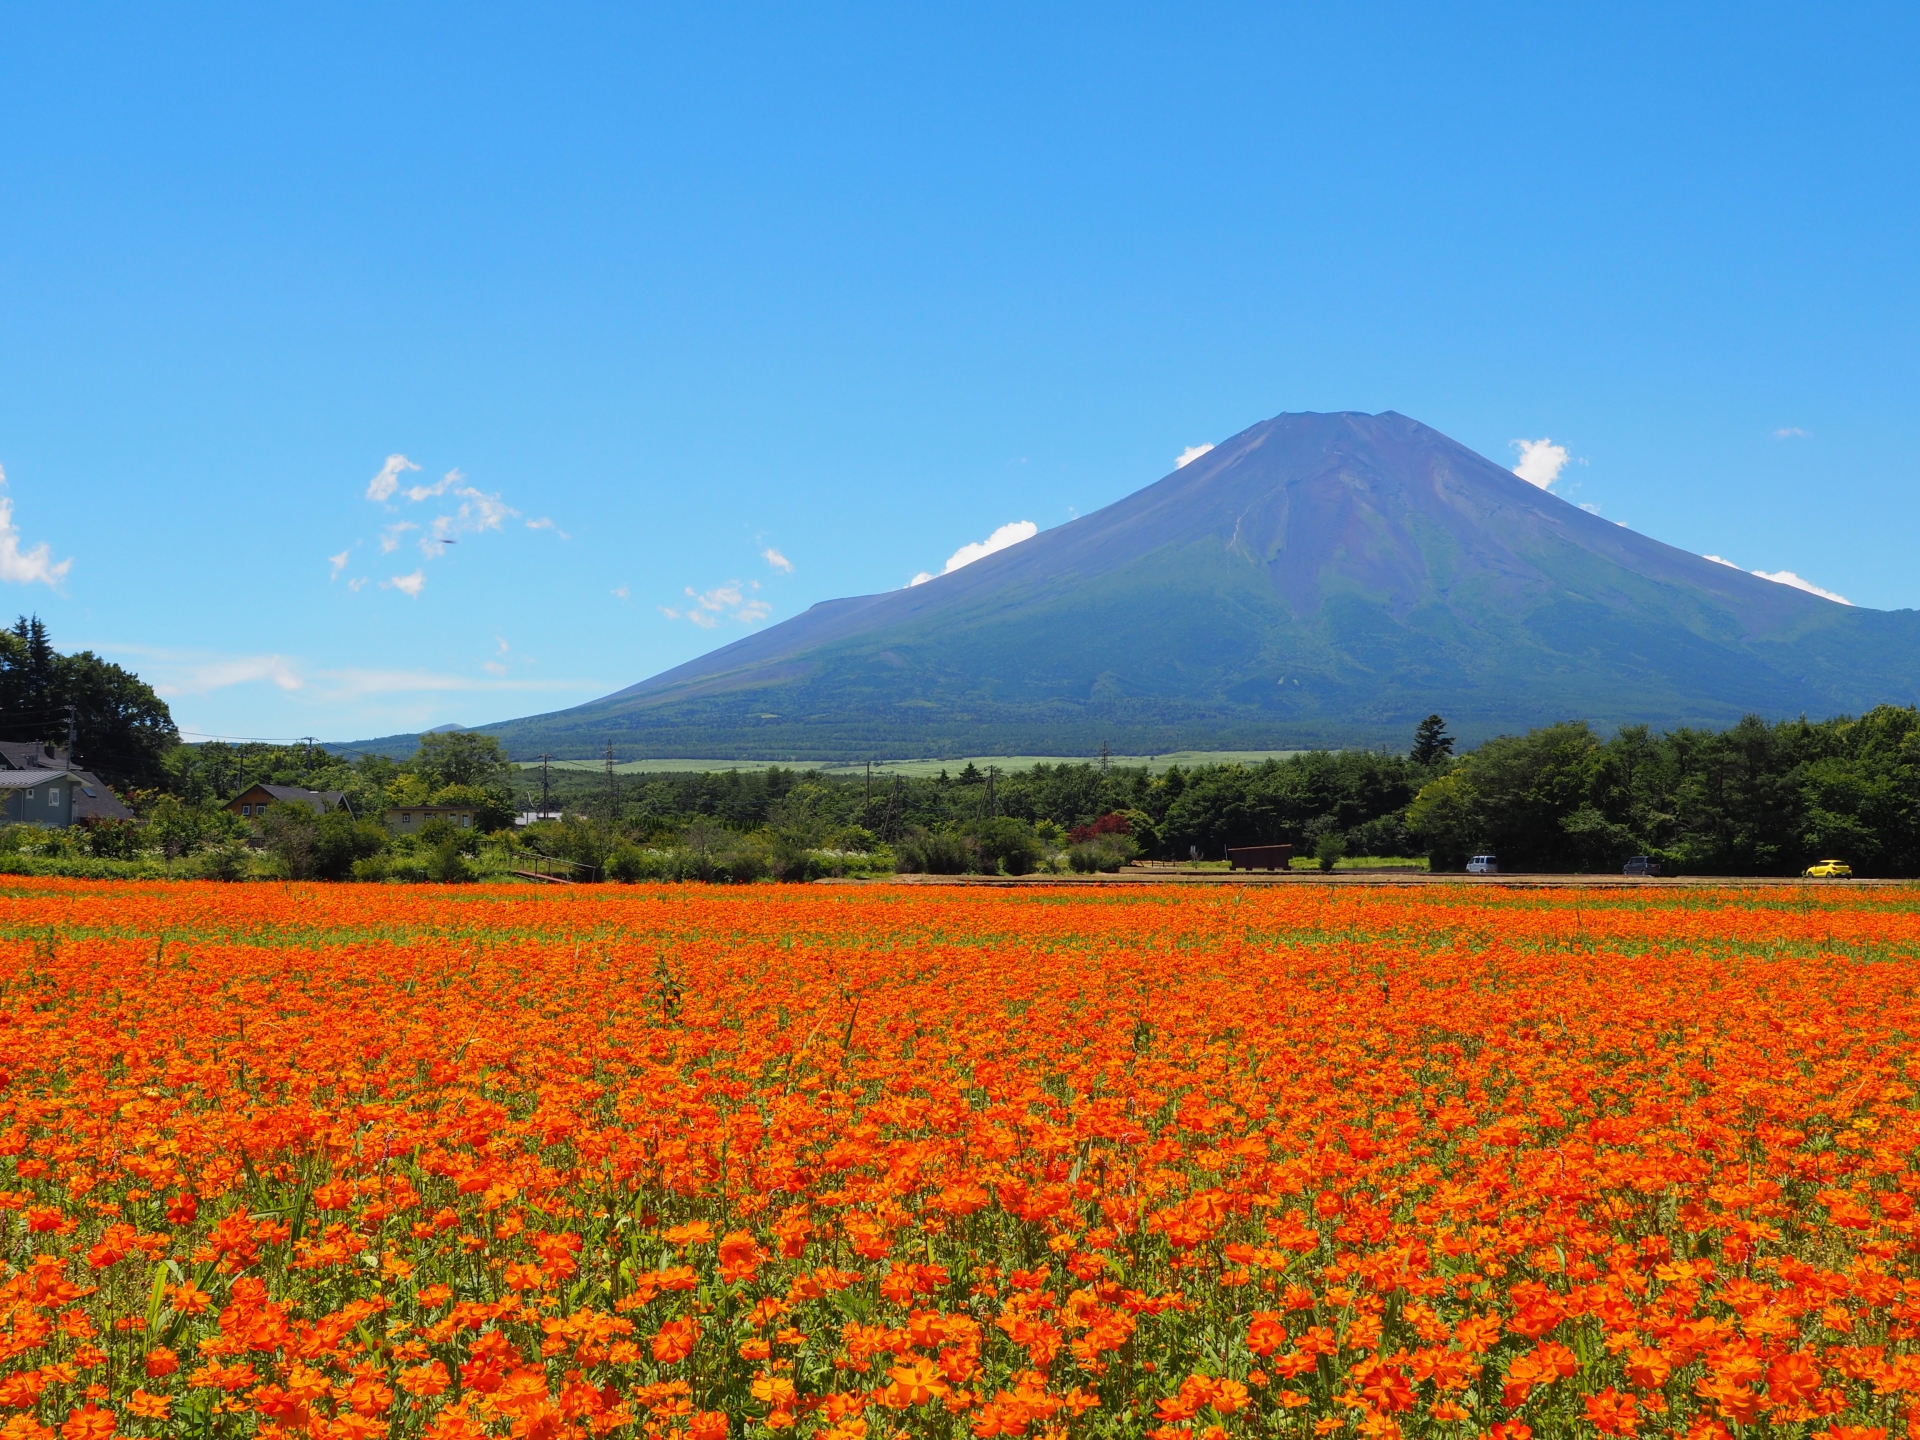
top-left (1466, 854), bottom-right (1499, 874)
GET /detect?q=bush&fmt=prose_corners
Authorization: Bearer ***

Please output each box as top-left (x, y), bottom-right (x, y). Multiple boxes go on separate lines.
top-left (189, 841), bottom-right (252, 881)
top-left (606, 843), bottom-right (653, 883)
top-left (894, 828), bottom-right (976, 875)
top-left (262, 803), bottom-right (389, 880)
top-left (1315, 833), bottom-right (1347, 872)
top-left (79, 819), bottom-right (143, 860)
top-left (416, 817), bottom-right (478, 856)
top-left (1345, 813), bottom-right (1413, 859)
top-left (423, 840), bottom-right (475, 884)
top-left (967, 818), bottom-right (1044, 876)
top-left (1068, 834), bottom-right (1134, 873)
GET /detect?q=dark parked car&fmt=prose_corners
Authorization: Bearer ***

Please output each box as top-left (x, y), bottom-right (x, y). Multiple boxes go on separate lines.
top-left (1623, 855), bottom-right (1660, 877)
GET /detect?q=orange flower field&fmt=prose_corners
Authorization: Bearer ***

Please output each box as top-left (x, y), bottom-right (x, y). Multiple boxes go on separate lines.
top-left (5, 878), bottom-right (1920, 1440)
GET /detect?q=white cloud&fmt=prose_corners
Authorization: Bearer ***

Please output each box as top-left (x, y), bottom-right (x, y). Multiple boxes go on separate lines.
top-left (1578, 502), bottom-right (1601, 515)
top-left (483, 660), bottom-right (507, 677)
top-left (366, 454), bottom-right (420, 503)
top-left (102, 648), bottom-right (306, 697)
top-left (382, 571), bottom-right (426, 598)
top-left (1754, 569), bottom-right (1851, 605)
top-left (668, 580), bottom-right (770, 628)
top-left (398, 467), bottom-right (463, 504)
top-left (909, 519), bottom-right (1038, 586)
top-left (422, 485), bottom-right (516, 556)
top-left (1774, 427), bottom-right (1809, 439)
top-left (328, 550), bottom-right (351, 578)
top-left (613, 584), bottom-right (630, 600)
top-left (347, 577), bottom-right (368, 593)
top-left (0, 467), bottom-right (73, 589)
top-left (97, 647), bottom-right (605, 738)
top-left (365, 459), bottom-right (532, 563)
top-left (763, 546), bottom-right (794, 573)
top-left (1511, 437), bottom-right (1571, 489)
top-left (1175, 443), bottom-right (1215, 469)
top-left (1703, 553), bottom-right (1851, 604)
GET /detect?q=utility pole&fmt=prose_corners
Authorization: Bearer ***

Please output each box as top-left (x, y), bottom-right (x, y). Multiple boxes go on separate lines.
top-left (539, 754), bottom-right (552, 816)
top-left (301, 735), bottom-right (318, 778)
top-left (65, 704), bottom-right (77, 766)
top-left (1099, 739), bottom-right (1111, 772)
top-left (986, 765), bottom-right (997, 819)
top-left (864, 759), bottom-right (873, 827)
top-left (604, 743), bottom-right (617, 823)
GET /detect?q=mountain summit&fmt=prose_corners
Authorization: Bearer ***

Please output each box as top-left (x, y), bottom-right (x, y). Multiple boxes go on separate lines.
top-left (484, 411), bottom-right (1920, 758)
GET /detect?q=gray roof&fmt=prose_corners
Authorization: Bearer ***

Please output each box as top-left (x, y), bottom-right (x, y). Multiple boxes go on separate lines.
top-left (0, 740), bottom-right (68, 771)
top-left (72, 769), bottom-right (135, 823)
top-left (0, 768), bottom-right (73, 789)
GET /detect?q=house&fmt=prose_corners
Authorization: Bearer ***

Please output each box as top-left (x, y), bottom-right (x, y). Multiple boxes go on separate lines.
top-left (0, 741), bottom-right (133, 828)
top-left (385, 803), bottom-right (479, 834)
top-left (229, 784), bottom-right (348, 821)
top-left (0, 769), bottom-right (79, 827)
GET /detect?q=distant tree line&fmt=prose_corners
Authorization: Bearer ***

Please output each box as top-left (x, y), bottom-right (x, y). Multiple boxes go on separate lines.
top-left (8, 612), bottom-right (1918, 878)
top-left (1408, 709), bottom-right (1920, 876)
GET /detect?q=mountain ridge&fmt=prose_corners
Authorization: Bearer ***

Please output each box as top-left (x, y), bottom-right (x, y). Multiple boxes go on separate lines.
top-left (353, 411), bottom-right (1920, 759)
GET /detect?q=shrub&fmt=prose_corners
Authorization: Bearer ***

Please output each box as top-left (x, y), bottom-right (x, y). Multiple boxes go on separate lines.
top-left (606, 843), bottom-right (654, 883)
top-left (263, 803), bottom-right (389, 880)
top-left (1068, 834), bottom-right (1134, 873)
top-left (967, 818), bottom-right (1044, 876)
top-left (423, 840), bottom-right (475, 884)
top-left (1316, 832), bottom-right (1347, 872)
top-left (80, 819), bottom-right (143, 860)
top-left (894, 828), bottom-right (976, 875)
top-left (1068, 812), bottom-right (1131, 844)
top-left (189, 841), bottom-right (253, 882)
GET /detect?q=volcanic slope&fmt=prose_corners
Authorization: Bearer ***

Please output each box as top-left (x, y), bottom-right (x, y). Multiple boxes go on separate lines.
top-left (478, 410), bottom-right (1920, 758)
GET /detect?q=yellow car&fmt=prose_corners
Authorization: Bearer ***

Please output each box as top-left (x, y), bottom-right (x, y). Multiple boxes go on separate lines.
top-left (1804, 859), bottom-right (1854, 879)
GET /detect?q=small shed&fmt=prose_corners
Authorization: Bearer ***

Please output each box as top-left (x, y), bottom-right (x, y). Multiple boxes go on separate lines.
top-left (1227, 843), bottom-right (1293, 871)
top-left (229, 784), bottom-right (348, 820)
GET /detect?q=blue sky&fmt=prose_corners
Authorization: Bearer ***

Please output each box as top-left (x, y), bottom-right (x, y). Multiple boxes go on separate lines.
top-left (2, 4), bottom-right (1915, 742)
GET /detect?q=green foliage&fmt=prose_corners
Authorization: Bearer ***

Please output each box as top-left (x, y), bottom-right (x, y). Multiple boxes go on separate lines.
top-left (1156, 750), bottom-right (1426, 860)
top-left (1315, 831), bottom-right (1347, 871)
top-left (139, 794), bottom-right (231, 860)
top-left (1408, 706), bottom-right (1920, 875)
top-left (0, 615), bottom-right (178, 790)
top-left (260, 802), bottom-right (390, 880)
top-left (414, 730), bottom-right (514, 789)
top-left (1068, 833), bottom-right (1134, 873)
top-left (965, 817), bottom-right (1044, 875)
top-left (1410, 713), bottom-right (1454, 766)
top-left (78, 819), bottom-right (143, 859)
top-left (188, 840), bottom-right (253, 881)
top-left (893, 828), bottom-right (976, 875)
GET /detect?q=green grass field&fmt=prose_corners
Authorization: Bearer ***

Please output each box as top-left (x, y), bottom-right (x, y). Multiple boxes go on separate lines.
top-left (521, 748), bottom-right (1308, 777)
